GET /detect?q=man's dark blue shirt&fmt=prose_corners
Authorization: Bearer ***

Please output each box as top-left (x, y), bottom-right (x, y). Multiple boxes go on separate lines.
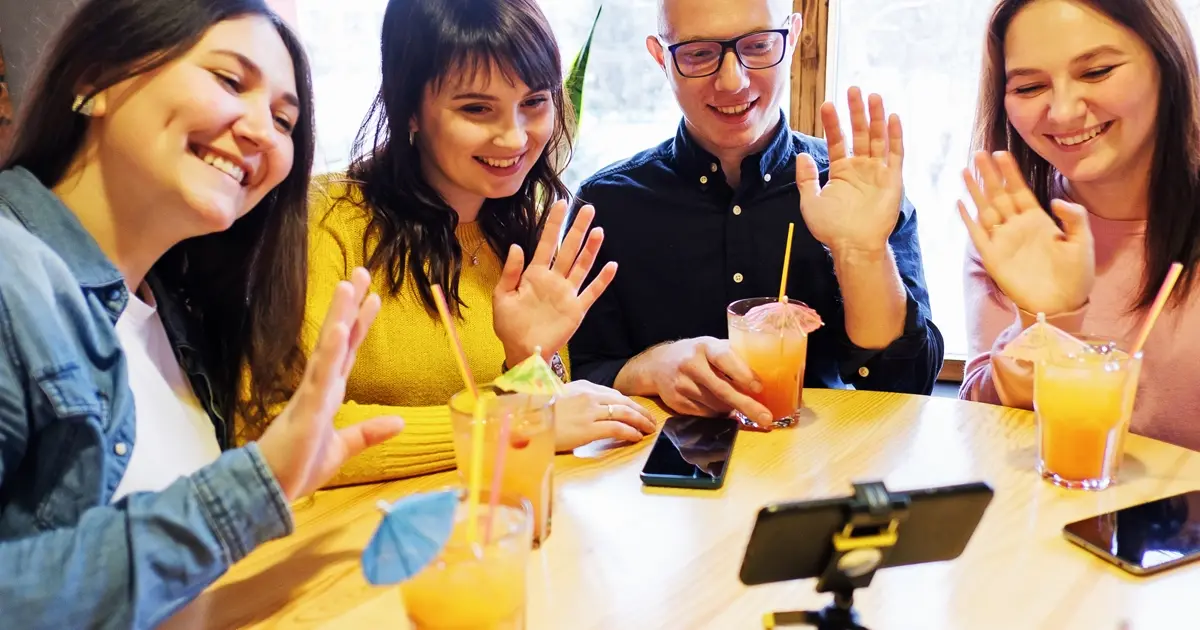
top-left (568, 116), bottom-right (945, 395)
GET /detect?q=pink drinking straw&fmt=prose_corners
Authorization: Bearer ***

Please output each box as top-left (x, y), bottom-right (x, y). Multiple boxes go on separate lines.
top-left (483, 413), bottom-right (513, 544)
top-left (1130, 262), bottom-right (1184, 356)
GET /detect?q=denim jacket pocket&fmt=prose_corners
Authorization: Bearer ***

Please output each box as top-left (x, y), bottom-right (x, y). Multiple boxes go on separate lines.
top-left (37, 363), bottom-right (106, 419)
top-left (32, 363), bottom-right (107, 528)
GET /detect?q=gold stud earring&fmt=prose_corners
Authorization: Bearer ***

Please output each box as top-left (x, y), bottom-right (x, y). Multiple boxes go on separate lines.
top-left (71, 95), bottom-right (95, 116)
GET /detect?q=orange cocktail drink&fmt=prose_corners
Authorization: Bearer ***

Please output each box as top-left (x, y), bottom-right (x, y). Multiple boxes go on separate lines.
top-left (449, 386), bottom-right (554, 545)
top-left (1034, 336), bottom-right (1142, 491)
top-left (727, 297), bottom-right (813, 428)
top-left (400, 492), bottom-right (532, 629)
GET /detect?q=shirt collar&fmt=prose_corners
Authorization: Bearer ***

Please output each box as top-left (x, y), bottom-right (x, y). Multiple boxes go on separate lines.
top-left (0, 167), bottom-right (125, 291)
top-left (669, 111), bottom-right (796, 184)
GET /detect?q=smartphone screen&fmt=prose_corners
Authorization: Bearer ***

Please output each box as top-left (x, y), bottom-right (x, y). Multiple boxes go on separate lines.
top-left (640, 416), bottom-right (739, 489)
top-left (1063, 490), bottom-right (1200, 575)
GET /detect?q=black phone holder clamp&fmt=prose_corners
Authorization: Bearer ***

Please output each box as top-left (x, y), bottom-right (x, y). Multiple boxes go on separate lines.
top-left (762, 481), bottom-right (911, 630)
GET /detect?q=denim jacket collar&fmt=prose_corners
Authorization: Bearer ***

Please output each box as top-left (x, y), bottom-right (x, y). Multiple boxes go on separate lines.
top-left (0, 167), bottom-right (129, 319)
top-left (0, 166), bottom-right (230, 447)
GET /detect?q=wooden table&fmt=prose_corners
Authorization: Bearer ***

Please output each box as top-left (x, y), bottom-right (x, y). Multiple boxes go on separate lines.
top-left (165, 390), bottom-right (1200, 630)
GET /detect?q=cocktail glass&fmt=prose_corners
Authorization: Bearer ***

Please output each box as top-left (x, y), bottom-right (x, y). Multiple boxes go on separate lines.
top-left (727, 297), bottom-right (813, 428)
top-left (1034, 335), bottom-right (1142, 490)
top-left (449, 385), bottom-right (554, 545)
top-left (400, 491), bottom-right (532, 629)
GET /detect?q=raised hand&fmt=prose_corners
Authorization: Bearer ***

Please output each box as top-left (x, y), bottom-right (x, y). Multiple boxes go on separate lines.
top-left (492, 200), bottom-right (617, 365)
top-left (958, 151), bottom-right (1094, 316)
top-left (256, 267), bottom-right (405, 501)
top-left (797, 87), bottom-right (905, 254)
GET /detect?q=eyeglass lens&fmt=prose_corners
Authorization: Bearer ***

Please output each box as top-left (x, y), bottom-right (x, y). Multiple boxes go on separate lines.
top-left (673, 31), bottom-right (786, 78)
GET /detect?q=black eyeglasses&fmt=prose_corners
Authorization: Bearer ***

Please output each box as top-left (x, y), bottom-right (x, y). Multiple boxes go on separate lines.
top-left (664, 27), bottom-right (790, 79)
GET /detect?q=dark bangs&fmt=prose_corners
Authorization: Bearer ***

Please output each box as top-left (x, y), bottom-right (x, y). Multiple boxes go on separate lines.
top-left (427, 12), bottom-right (563, 100)
top-left (347, 0), bottom-right (572, 317)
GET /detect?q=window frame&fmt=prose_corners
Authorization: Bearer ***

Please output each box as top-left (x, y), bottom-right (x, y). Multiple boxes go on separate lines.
top-left (788, 0), bottom-right (963, 383)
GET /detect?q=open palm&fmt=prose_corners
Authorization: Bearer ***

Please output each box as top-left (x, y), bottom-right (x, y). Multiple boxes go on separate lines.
top-left (797, 87), bottom-right (905, 253)
top-left (492, 200), bottom-right (617, 364)
top-left (958, 151), bottom-right (1095, 316)
top-left (257, 267), bottom-right (404, 501)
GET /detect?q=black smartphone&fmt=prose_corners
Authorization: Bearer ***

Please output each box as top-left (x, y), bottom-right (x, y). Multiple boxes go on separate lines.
top-left (639, 415), bottom-right (739, 490)
top-left (1062, 489), bottom-right (1200, 576)
top-left (739, 481), bottom-right (994, 586)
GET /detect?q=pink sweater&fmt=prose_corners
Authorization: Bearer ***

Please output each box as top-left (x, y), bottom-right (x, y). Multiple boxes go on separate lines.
top-left (960, 212), bottom-right (1200, 452)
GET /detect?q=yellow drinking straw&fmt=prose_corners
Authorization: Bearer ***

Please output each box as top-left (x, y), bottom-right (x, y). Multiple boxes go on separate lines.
top-left (778, 223), bottom-right (795, 303)
top-left (431, 285), bottom-right (485, 544)
top-left (465, 402), bottom-right (487, 544)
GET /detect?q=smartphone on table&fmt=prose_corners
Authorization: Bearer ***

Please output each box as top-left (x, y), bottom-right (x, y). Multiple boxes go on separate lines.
top-left (1063, 489), bottom-right (1200, 576)
top-left (640, 415), bottom-right (739, 490)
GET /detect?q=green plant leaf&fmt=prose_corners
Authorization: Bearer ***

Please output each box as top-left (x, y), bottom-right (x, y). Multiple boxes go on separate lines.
top-left (565, 4), bottom-right (602, 137)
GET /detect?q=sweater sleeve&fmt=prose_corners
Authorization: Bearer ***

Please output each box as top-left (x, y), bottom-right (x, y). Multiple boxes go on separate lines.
top-left (958, 245), bottom-right (1087, 409)
top-left (290, 190), bottom-right (459, 486)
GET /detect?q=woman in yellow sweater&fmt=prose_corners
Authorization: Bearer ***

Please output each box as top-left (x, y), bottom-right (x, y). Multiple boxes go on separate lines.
top-left (299, 0), bottom-right (657, 485)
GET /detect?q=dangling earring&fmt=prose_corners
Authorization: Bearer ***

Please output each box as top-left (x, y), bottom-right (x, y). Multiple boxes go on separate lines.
top-left (409, 130), bottom-right (416, 146)
top-left (71, 95), bottom-right (95, 116)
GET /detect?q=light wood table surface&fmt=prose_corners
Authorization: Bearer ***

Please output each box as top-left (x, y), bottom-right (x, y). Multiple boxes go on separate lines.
top-left (165, 389), bottom-right (1200, 630)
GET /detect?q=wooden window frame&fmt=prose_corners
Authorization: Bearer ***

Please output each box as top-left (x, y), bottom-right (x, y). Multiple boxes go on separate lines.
top-left (788, 0), bottom-right (963, 383)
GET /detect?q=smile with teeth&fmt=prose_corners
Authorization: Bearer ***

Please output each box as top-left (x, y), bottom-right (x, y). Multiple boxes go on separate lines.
top-left (194, 146), bottom-right (247, 185)
top-left (1052, 121), bottom-right (1113, 147)
top-left (713, 101), bottom-right (755, 116)
top-left (477, 155), bottom-right (523, 169)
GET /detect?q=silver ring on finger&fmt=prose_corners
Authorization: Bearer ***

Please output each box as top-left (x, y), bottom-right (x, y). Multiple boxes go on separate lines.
top-left (606, 404), bottom-right (614, 420)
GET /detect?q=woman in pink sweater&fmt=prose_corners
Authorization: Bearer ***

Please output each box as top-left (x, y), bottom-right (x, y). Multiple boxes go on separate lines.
top-left (958, 0), bottom-right (1200, 451)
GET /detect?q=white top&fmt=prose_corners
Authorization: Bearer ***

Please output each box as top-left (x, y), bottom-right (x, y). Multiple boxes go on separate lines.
top-left (110, 284), bottom-right (222, 503)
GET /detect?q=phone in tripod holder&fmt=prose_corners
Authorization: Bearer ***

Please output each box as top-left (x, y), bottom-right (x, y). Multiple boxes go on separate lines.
top-left (738, 480), bottom-right (994, 630)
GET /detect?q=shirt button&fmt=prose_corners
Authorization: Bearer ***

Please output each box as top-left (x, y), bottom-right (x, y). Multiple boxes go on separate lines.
top-left (733, 273), bottom-right (744, 283)
top-left (733, 205), bottom-right (742, 216)
top-left (700, 175), bottom-right (709, 185)
top-left (114, 442), bottom-right (129, 456)
top-left (858, 367), bottom-right (870, 378)
top-left (108, 289), bottom-right (121, 302)
top-left (710, 163), bottom-right (719, 173)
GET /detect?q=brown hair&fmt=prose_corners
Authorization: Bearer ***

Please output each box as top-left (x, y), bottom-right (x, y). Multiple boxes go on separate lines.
top-left (974, 0), bottom-right (1200, 310)
top-left (4, 0), bottom-right (315, 436)
top-left (345, 0), bottom-right (572, 316)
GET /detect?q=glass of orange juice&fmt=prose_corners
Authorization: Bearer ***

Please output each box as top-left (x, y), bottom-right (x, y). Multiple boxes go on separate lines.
top-left (727, 297), bottom-right (811, 428)
top-left (449, 385), bottom-right (554, 546)
top-left (1034, 335), bottom-right (1142, 491)
top-left (400, 490), bottom-right (532, 629)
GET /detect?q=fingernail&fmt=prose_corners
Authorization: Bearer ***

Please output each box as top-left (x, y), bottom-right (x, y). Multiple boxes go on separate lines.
top-left (758, 413), bottom-right (773, 425)
top-left (751, 381), bottom-right (763, 393)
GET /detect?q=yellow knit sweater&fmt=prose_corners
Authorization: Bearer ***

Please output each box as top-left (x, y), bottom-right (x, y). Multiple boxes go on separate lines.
top-left (302, 177), bottom-right (513, 486)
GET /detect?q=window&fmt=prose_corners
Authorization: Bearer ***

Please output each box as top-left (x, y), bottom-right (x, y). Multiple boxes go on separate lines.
top-left (295, 0), bottom-right (1200, 370)
top-left (293, 0), bottom-right (685, 191)
top-left (824, 2), bottom-right (994, 361)
top-left (539, 0), bottom-right (682, 190)
top-left (825, 0), bottom-right (1200, 362)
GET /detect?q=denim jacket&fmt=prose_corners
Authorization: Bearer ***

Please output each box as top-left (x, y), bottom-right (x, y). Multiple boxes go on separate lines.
top-left (0, 167), bottom-right (294, 629)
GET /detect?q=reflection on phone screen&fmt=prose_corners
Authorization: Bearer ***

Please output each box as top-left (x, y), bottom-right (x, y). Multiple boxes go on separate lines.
top-left (1065, 491), bottom-right (1200, 572)
top-left (644, 417), bottom-right (737, 479)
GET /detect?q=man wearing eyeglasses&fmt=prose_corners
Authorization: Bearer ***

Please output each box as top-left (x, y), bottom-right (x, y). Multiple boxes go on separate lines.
top-left (568, 0), bottom-right (944, 427)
